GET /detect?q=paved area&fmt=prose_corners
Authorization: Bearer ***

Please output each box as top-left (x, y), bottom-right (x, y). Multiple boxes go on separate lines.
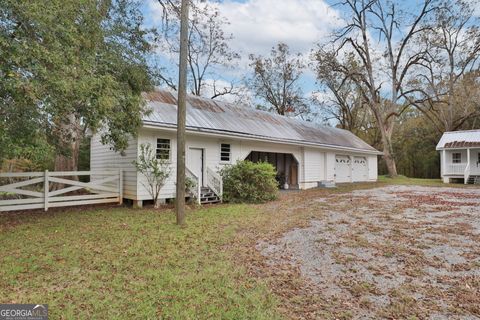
top-left (259, 185), bottom-right (480, 319)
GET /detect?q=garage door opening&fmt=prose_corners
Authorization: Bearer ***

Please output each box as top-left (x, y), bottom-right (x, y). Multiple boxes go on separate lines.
top-left (353, 156), bottom-right (368, 182)
top-left (335, 155), bottom-right (351, 183)
top-left (245, 151), bottom-right (299, 189)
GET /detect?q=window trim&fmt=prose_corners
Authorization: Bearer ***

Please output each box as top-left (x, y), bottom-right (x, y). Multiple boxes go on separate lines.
top-left (452, 152), bottom-right (462, 164)
top-left (220, 143), bottom-right (231, 163)
top-left (156, 138), bottom-right (171, 160)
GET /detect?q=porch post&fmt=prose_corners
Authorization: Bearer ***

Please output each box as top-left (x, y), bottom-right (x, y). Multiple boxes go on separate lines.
top-left (465, 148), bottom-right (471, 184)
top-left (441, 149), bottom-right (446, 177)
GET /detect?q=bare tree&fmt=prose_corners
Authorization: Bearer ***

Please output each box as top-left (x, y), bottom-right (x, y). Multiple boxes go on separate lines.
top-left (405, 0), bottom-right (480, 132)
top-left (314, 0), bottom-right (436, 176)
top-left (314, 53), bottom-right (370, 133)
top-left (156, 0), bottom-right (240, 99)
top-left (249, 43), bottom-right (310, 117)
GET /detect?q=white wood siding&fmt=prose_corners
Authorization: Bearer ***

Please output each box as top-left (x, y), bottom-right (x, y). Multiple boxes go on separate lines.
top-left (90, 134), bottom-right (138, 199)
top-left (367, 155), bottom-right (378, 181)
top-left (324, 152), bottom-right (336, 181)
top-left (91, 127), bottom-right (379, 201)
top-left (137, 128), bottom-right (244, 200)
top-left (303, 148), bottom-right (325, 188)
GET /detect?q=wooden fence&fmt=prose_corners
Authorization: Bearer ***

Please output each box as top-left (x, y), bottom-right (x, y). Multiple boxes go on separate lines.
top-left (0, 170), bottom-right (122, 212)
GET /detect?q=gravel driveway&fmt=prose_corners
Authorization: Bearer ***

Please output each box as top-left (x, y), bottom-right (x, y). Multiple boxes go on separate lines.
top-left (258, 185), bottom-right (480, 319)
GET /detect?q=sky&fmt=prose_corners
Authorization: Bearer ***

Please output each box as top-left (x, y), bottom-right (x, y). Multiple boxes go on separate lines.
top-left (142, 0), bottom-right (344, 102)
top-left (141, 0), bottom-right (480, 107)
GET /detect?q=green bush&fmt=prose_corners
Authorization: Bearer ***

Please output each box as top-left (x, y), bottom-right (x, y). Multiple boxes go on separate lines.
top-left (220, 160), bottom-right (278, 203)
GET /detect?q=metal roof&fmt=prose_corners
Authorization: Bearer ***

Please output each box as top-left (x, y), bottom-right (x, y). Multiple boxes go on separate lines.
top-left (436, 129), bottom-right (480, 150)
top-left (142, 90), bottom-right (380, 154)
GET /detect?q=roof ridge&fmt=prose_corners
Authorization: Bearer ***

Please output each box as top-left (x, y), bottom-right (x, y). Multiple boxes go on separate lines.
top-left (444, 129), bottom-right (480, 134)
top-left (149, 88), bottom-right (348, 133)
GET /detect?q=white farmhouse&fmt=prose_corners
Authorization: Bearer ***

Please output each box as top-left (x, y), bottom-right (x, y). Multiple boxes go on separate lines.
top-left (437, 129), bottom-right (480, 184)
top-left (91, 90), bottom-right (380, 206)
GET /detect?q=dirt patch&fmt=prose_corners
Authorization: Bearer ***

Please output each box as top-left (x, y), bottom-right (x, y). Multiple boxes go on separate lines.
top-left (258, 185), bottom-right (480, 319)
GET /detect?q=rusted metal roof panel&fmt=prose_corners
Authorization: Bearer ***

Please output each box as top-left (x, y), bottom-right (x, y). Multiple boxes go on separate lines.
top-left (437, 130), bottom-right (480, 149)
top-left (444, 141), bottom-right (480, 148)
top-left (142, 89), bottom-right (380, 153)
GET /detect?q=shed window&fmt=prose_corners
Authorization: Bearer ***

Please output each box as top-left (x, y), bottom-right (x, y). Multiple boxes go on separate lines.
top-left (452, 153), bottom-right (461, 164)
top-left (220, 144), bottom-right (231, 162)
top-left (156, 138), bottom-right (170, 160)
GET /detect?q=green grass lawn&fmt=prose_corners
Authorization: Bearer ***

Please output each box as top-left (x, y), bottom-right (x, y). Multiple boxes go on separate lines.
top-left (378, 175), bottom-right (444, 186)
top-left (0, 205), bottom-right (280, 319)
top-left (0, 178), bottom-right (473, 319)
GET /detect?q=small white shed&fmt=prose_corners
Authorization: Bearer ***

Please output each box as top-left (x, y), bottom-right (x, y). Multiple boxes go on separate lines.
top-left (91, 90), bottom-right (380, 205)
top-left (437, 129), bottom-right (480, 184)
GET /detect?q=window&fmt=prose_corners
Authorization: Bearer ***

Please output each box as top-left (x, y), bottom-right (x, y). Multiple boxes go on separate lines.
top-left (452, 152), bottom-right (461, 164)
top-left (156, 138), bottom-right (170, 160)
top-left (220, 143), bottom-right (231, 162)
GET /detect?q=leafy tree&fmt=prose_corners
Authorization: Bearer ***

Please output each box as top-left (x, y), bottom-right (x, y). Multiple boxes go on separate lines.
top-left (0, 0), bottom-right (155, 171)
top-left (249, 43), bottom-right (309, 117)
top-left (133, 143), bottom-right (172, 208)
top-left (391, 109), bottom-right (441, 178)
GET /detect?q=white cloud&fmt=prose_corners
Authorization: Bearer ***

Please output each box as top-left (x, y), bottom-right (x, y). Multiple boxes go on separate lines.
top-left (144, 0), bottom-right (341, 102)
top-left (216, 0), bottom-right (342, 57)
top-left (146, 0), bottom-right (342, 57)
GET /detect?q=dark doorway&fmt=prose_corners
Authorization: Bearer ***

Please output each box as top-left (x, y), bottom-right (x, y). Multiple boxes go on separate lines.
top-left (245, 151), bottom-right (299, 189)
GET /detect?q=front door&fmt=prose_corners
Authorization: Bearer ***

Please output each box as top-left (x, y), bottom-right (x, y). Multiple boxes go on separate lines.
top-left (289, 161), bottom-right (298, 187)
top-left (187, 148), bottom-right (204, 186)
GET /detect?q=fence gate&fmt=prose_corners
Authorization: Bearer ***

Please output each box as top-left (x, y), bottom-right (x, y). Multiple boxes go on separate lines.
top-left (0, 170), bottom-right (123, 212)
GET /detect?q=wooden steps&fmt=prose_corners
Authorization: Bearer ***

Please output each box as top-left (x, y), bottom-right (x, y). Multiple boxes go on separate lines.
top-left (200, 187), bottom-right (221, 204)
top-left (467, 175), bottom-right (480, 184)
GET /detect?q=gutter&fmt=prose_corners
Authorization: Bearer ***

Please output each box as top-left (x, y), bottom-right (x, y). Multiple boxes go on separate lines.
top-left (143, 121), bottom-right (383, 156)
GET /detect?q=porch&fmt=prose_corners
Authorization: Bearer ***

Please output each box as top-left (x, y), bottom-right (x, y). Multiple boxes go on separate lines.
top-left (245, 151), bottom-right (299, 189)
top-left (442, 148), bottom-right (480, 184)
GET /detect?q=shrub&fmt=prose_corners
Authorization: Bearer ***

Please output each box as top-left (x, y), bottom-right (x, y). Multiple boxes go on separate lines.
top-left (220, 160), bottom-right (278, 203)
top-left (133, 143), bottom-right (171, 208)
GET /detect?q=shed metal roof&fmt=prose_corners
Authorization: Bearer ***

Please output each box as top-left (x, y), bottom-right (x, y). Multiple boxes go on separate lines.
top-left (436, 130), bottom-right (480, 150)
top-left (142, 90), bottom-right (380, 154)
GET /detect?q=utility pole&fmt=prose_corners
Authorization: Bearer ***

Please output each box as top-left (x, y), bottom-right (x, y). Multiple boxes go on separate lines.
top-left (176, 0), bottom-right (189, 225)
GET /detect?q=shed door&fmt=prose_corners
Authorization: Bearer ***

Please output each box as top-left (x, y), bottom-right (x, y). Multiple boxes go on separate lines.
top-left (353, 157), bottom-right (368, 182)
top-left (187, 148), bottom-right (204, 186)
top-left (335, 155), bottom-right (351, 183)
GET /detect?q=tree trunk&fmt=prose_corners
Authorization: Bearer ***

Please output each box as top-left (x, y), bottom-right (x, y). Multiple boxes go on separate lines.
top-left (379, 126), bottom-right (398, 177)
top-left (372, 105), bottom-right (398, 177)
top-left (54, 114), bottom-right (81, 172)
top-left (175, 0), bottom-right (189, 226)
top-left (53, 114), bottom-right (82, 190)
top-left (54, 140), bottom-right (79, 172)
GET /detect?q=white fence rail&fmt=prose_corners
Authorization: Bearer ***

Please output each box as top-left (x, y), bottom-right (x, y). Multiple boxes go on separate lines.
top-left (0, 170), bottom-right (122, 212)
top-left (445, 163), bottom-right (467, 175)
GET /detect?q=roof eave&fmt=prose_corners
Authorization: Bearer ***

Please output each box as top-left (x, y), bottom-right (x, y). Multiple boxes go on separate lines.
top-left (143, 121), bottom-right (383, 155)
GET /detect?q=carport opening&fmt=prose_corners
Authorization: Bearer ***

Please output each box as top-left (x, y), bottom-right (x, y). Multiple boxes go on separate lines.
top-left (245, 151), bottom-right (299, 189)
